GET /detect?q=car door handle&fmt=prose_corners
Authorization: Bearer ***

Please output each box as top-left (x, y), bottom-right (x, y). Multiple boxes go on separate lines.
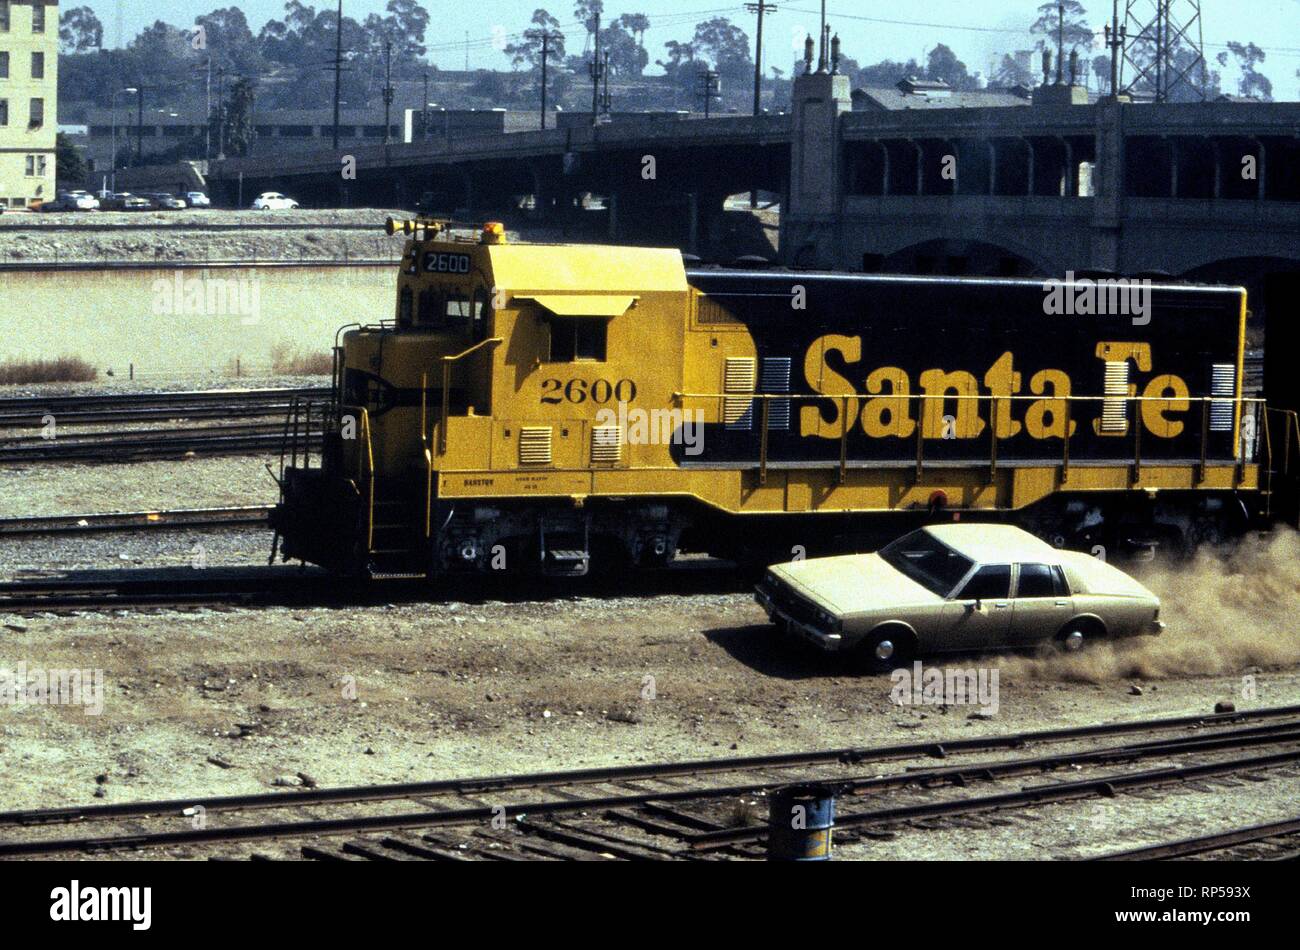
top-left (994, 602), bottom-right (1009, 609)
top-left (1055, 600), bottom-right (1069, 606)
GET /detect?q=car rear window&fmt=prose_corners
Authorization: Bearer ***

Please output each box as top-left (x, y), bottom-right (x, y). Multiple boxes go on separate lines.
top-left (1017, 563), bottom-right (1057, 597)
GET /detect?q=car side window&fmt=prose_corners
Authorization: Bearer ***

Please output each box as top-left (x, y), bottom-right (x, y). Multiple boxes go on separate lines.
top-left (957, 565), bottom-right (1011, 601)
top-left (1016, 563), bottom-right (1056, 598)
top-left (1050, 565), bottom-right (1070, 596)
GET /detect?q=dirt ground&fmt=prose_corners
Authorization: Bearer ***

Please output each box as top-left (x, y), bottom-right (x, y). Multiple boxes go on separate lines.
top-left (1, 457), bottom-right (1299, 859)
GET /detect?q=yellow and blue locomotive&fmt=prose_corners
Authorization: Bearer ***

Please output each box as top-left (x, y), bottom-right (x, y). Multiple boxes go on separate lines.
top-left (272, 218), bottom-right (1286, 578)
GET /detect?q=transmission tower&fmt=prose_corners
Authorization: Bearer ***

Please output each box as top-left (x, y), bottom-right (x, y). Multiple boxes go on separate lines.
top-left (1120, 0), bottom-right (1208, 102)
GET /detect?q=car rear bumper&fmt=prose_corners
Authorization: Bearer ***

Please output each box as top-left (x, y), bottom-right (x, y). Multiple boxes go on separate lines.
top-left (1147, 619), bottom-right (1166, 636)
top-left (754, 586), bottom-right (845, 652)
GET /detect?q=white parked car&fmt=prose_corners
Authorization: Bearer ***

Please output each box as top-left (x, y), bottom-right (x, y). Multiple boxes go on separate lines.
top-left (186, 191), bottom-right (212, 208)
top-left (252, 192), bottom-right (299, 210)
top-left (756, 524), bottom-right (1164, 669)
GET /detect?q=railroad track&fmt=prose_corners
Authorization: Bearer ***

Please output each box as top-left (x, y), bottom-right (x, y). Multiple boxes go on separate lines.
top-left (1096, 815), bottom-right (1300, 861)
top-left (0, 423), bottom-right (322, 462)
top-left (0, 386), bottom-right (328, 427)
top-left (0, 505), bottom-right (271, 538)
top-left (1, 705), bottom-right (1298, 860)
top-left (0, 387), bottom-right (330, 462)
top-left (0, 569), bottom-right (352, 612)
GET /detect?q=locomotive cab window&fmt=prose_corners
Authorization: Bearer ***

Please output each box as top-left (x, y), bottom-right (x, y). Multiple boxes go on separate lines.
top-left (398, 286), bottom-right (414, 328)
top-left (544, 316), bottom-right (607, 363)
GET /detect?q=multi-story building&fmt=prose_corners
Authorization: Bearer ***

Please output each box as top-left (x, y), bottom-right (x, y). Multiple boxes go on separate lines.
top-left (0, 0), bottom-right (57, 208)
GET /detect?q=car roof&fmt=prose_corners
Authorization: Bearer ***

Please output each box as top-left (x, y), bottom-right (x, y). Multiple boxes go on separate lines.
top-left (922, 523), bottom-right (1058, 564)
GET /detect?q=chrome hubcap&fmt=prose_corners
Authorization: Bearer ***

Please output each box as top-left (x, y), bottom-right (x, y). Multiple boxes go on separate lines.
top-left (875, 639), bottom-right (895, 661)
top-left (1062, 630), bottom-right (1085, 652)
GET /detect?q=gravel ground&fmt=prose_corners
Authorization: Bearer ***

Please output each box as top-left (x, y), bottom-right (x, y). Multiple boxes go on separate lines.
top-left (0, 209), bottom-right (618, 266)
top-left (0, 451), bottom-right (1298, 859)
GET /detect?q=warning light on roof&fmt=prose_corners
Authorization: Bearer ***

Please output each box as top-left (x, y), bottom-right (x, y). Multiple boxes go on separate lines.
top-left (480, 221), bottom-right (507, 245)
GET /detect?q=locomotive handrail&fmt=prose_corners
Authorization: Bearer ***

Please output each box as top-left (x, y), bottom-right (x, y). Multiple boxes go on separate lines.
top-left (338, 403), bottom-right (376, 553)
top-left (438, 337), bottom-right (503, 455)
top-left (671, 391), bottom-right (1267, 486)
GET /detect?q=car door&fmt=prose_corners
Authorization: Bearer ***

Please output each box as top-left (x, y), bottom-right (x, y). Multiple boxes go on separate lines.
top-left (1010, 563), bottom-right (1073, 645)
top-left (939, 564), bottom-right (1013, 651)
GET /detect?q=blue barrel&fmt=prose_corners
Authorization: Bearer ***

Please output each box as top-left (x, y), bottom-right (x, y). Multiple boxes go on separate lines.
top-left (767, 783), bottom-right (835, 861)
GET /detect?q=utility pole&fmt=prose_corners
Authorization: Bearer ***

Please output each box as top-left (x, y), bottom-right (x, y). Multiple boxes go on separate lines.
top-left (332, 0), bottom-right (343, 149)
top-left (204, 57), bottom-right (212, 161)
top-left (602, 49), bottom-right (611, 117)
top-left (135, 86), bottom-right (144, 164)
top-left (422, 71), bottom-right (430, 140)
top-left (216, 67), bottom-right (226, 159)
top-left (818, 0), bottom-right (827, 71)
top-left (588, 12), bottom-right (603, 125)
top-left (382, 40), bottom-right (394, 146)
top-left (539, 32), bottom-right (552, 129)
top-left (744, 1), bottom-right (775, 116)
top-left (1104, 0), bottom-right (1126, 97)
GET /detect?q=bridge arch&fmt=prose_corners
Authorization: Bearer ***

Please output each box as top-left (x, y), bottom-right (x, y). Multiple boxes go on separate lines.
top-left (866, 238), bottom-right (1048, 278)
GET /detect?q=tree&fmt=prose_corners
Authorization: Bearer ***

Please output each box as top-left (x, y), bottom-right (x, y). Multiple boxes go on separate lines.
top-left (1029, 1), bottom-right (1094, 58)
top-left (600, 19), bottom-right (645, 76)
top-left (991, 52), bottom-right (1035, 88)
top-left (193, 7), bottom-right (262, 74)
top-left (574, 0), bottom-right (603, 50)
top-left (926, 44), bottom-right (977, 89)
top-left (503, 9), bottom-right (565, 71)
top-left (1218, 42), bottom-right (1272, 100)
top-left (618, 12), bottom-right (650, 49)
top-left (691, 16), bottom-right (751, 87)
top-left (59, 6), bottom-right (104, 53)
top-left (213, 77), bottom-right (257, 157)
top-left (55, 133), bottom-right (89, 187)
top-left (856, 58), bottom-right (922, 87)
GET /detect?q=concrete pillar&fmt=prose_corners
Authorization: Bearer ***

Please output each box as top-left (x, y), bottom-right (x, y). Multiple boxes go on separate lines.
top-left (911, 140), bottom-right (924, 196)
top-left (988, 141), bottom-right (998, 195)
top-left (879, 140), bottom-right (890, 196)
top-left (784, 69), bottom-right (852, 266)
top-left (1089, 100), bottom-right (1125, 272)
top-left (1023, 137), bottom-right (1035, 196)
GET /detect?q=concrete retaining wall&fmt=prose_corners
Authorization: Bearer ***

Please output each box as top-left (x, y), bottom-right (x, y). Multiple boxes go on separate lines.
top-left (0, 263), bottom-right (393, 378)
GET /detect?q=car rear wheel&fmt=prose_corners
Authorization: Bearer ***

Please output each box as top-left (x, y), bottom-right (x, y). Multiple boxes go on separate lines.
top-left (1056, 619), bottom-right (1102, 654)
top-left (856, 626), bottom-right (914, 673)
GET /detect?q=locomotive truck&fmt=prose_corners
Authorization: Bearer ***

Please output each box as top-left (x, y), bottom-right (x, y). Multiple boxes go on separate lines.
top-left (270, 218), bottom-right (1295, 579)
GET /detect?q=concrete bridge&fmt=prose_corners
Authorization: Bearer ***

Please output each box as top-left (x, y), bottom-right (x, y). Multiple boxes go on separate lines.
top-left (208, 75), bottom-right (1300, 311)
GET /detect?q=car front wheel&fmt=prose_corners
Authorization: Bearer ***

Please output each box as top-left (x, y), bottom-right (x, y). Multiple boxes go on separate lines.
top-left (856, 626), bottom-right (914, 673)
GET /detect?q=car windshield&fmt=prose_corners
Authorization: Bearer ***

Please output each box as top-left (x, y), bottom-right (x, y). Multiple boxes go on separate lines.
top-left (879, 529), bottom-right (974, 597)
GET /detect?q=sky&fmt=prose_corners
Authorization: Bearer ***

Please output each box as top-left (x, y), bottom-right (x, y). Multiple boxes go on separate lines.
top-left (92, 0), bottom-right (1300, 97)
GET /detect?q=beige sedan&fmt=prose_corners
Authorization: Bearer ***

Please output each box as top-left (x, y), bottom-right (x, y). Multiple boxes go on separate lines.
top-left (754, 524), bottom-right (1163, 668)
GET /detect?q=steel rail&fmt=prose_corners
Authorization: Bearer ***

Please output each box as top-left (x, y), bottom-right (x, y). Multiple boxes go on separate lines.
top-left (686, 747), bottom-right (1300, 851)
top-left (1092, 815), bottom-right (1300, 860)
top-left (5, 738), bottom-right (1300, 859)
top-left (0, 505), bottom-right (272, 538)
top-left (0, 386), bottom-right (328, 414)
top-left (2, 706), bottom-right (1300, 842)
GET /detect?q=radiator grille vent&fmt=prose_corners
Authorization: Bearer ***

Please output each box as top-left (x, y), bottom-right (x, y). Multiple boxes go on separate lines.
top-left (761, 357), bottom-right (792, 431)
top-left (723, 357), bottom-right (757, 430)
top-left (519, 426), bottom-right (553, 465)
top-left (590, 425), bottom-right (623, 464)
top-left (1210, 363), bottom-right (1236, 433)
top-left (1100, 361), bottom-right (1130, 433)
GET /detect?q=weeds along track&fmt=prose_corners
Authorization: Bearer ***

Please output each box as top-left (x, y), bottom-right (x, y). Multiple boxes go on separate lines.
top-left (0, 387), bottom-right (328, 462)
top-left (2, 706), bottom-right (1298, 860)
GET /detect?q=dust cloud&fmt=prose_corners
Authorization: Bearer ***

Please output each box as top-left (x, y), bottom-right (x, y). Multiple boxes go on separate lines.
top-left (994, 529), bottom-right (1300, 684)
